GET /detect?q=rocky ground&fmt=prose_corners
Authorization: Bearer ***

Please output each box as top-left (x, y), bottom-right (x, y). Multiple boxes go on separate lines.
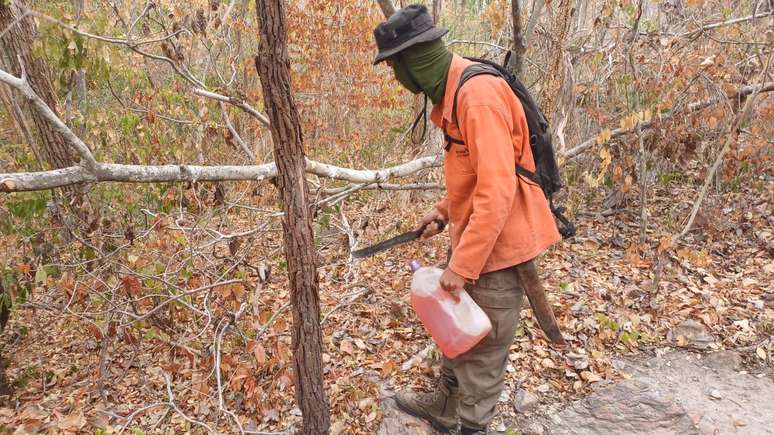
top-left (380, 344), bottom-right (774, 435)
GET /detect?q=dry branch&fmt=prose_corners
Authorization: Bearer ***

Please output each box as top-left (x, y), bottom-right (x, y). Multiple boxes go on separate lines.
top-left (193, 87), bottom-right (271, 126)
top-left (563, 81), bottom-right (774, 158)
top-left (0, 158), bottom-right (442, 192)
top-left (0, 61), bottom-right (441, 192)
top-left (676, 53), bottom-right (773, 241)
top-left (679, 11), bottom-right (774, 38)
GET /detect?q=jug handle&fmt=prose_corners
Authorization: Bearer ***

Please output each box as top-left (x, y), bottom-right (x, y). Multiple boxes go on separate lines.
top-left (437, 285), bottom-right (462, 303)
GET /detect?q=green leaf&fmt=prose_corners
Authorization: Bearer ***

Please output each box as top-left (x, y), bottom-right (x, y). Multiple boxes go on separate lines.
top-left (34, 266), bottom-right (47, 284)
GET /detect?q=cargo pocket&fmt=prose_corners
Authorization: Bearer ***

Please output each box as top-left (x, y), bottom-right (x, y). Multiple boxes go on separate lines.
top-left (468, 285), bottom-right (524, 347)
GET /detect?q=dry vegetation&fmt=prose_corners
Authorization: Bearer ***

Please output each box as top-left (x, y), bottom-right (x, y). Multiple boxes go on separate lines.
top-left (0, 0), bottom-right (772, 433)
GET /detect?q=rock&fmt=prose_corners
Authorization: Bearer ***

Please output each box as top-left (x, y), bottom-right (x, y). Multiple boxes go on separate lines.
top-left (513, 389), bottom-right (539, 413)
top-left (709, 389), bottom-right (723, 400)
top-left (378, 397), bottom-right (434, 435)
top-left (701, 350), bottom-right (743, 371)
top-left (667, 319), bottom-right (717, 350)
top-left (522, 421), bottom-right (545, 435)
top-left (551, 379), bottom-right (695, 435)
top-left (536, 383), bottom-right (550, 393)
top-left (566, 352), bottom-right (590, 370)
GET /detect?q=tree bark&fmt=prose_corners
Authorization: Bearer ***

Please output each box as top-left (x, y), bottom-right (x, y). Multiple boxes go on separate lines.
top-left (254, 1), bottom-right (330, 433)
top-left (0, 1), bottom-right (78, 172)
top-left (432, 0), bottom-right (443, 22)
top-left (377, 0), bottom-right (396, 18)
top-left (0, 78), bottom-right (37, 157)
top-left (506, 0), bottom-right (526, 76)
top-left (539, 0), bottom-right (572, 123)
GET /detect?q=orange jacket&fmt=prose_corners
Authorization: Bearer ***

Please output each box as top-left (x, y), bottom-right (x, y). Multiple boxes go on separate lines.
top-left (430, 55), bottom-right (561, 281)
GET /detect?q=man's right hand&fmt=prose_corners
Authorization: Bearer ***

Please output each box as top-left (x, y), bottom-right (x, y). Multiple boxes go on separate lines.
top-left (417, 208), bottom-right (447, 239)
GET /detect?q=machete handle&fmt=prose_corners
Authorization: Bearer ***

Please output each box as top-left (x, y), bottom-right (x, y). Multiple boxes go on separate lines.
top-left (419, 218), bottom-right (446, 235)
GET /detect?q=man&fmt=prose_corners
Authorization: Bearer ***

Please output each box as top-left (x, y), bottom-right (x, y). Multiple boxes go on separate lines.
top-left (373, 5), bottom-right (562, 435)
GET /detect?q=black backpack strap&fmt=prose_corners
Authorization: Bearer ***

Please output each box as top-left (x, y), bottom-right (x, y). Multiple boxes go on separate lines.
top-left (451, 64), bottom-right (504, 126)
top-left (549, 196), bottom-right (576, 238)
top-left (515, 165), bottom-right (539, 185)
top-left (443, 131), bottom-right (465, 152)
top-left (443, 63), bottom-right (504, 152)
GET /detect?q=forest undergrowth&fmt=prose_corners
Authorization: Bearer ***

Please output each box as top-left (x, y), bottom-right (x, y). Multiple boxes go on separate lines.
top-left (0, 0), bottom-right (772, 433)
top-left (0, 155), bottom-right (771, 433)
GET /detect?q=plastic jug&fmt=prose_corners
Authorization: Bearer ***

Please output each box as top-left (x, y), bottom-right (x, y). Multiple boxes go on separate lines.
top-left (409, 260), bottom-right (492, 358)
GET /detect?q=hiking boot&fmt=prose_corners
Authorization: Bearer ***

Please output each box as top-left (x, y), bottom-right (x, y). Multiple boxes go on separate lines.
top-left (394, 385), bottom-right (458, 433)
top-left (459, 426), bottom-right (487, 435)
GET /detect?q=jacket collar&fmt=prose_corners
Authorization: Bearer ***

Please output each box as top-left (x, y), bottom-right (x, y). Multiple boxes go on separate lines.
top-left (430, 54), bottom-right (475, 127)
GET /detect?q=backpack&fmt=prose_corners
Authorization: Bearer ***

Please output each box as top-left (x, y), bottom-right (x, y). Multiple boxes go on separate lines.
top-left (443, 56), bottom-right (576, 238)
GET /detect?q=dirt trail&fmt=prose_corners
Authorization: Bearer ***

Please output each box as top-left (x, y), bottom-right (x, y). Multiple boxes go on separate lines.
top-left (380, 348), bottom-right (774, 435)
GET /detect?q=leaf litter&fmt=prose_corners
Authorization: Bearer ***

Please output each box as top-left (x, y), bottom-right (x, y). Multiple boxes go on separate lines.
top-left (0, 170), bottom-right (771, 434)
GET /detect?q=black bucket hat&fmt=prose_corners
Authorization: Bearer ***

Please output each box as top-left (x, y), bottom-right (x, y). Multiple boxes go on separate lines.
top-left (373, 4), bottom-right (448, 65)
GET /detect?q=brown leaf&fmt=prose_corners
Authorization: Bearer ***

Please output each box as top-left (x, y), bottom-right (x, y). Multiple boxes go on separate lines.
top-left (580, 371), bottom-right (602, 382)
top-left (57, 411), bottom-right (86, 431)
top-left (381, 359), bottom-right (397, 377)
top-left (340, 340), bottom-right (355, 355)
top-left (247, 340), bottom-right (267, 365)
top-left (121, 275), bottom-right (141, 296)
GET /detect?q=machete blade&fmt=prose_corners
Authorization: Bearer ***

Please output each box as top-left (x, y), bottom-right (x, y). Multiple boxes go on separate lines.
top-left (350, 229), bottom-right (423, 258)
top-left (350, 219), bottom-right (445, 259)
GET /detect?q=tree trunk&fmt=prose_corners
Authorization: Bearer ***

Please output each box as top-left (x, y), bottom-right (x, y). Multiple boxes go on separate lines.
top-left (254, 1), bottom-right (330, 433)
top-left (377, 0), bottom-right (397, 17)
top-left (506, 0), bottom-right (526, 76)
top-left (0, 1), bottom-right (78, 172)
top-left (433, 0), bottom-right (443, 22)
top-left (539, 0), bottom-right (572, 124)
top-left (0, 78), bottom-right (38, 158)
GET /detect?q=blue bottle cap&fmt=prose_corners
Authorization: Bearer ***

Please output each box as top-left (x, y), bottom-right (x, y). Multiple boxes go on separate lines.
top-left (409, 260), bottom-right (421, 272)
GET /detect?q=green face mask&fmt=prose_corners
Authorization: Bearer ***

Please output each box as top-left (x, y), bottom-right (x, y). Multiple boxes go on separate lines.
top-left (390, 57), bottom-right (422, 94)
top-left (398, 39), bottom-right (453, 105)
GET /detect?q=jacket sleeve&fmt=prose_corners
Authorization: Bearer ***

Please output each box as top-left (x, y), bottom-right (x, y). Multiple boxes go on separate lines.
top-left (448, 105), bottom-right (519, 280)
top-left (435, 197), bottom-right (450, 219)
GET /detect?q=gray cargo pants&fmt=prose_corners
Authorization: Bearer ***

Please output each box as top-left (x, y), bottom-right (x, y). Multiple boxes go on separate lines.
top-left (440, 265), bottom-right (525, 430)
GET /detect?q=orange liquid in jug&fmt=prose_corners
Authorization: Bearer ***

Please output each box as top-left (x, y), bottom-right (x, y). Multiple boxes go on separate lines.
top-left (410, 288), bottom-right (490, 359)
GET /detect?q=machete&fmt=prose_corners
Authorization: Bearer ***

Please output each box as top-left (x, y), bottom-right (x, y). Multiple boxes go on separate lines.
top-left (351, 219), bottom-right (445, 258)
top-left (514, 261), bottom-right (567, 347)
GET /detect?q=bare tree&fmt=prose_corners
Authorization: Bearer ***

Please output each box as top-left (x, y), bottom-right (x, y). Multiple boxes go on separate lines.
top-left (539, 0), bottom-right (572, 123)
top-left (506, 0), bottom-right (526, 76)
top-left (254, 0), bottom-right (330, 433)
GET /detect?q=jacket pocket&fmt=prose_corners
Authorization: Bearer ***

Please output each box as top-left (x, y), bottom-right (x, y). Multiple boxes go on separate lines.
top-left (448, 143), bottom-right (476, 175)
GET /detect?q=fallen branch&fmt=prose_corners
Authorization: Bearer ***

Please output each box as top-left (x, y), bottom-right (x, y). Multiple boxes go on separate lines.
top-left (321, 182), bottom-right (443, 195)
top-left (680, 11), bottom-right (774, 38)
top-left (0, 157), bottom-right (442, 192)
top-left (563, 81), bottom-right (774, 158)
top-left (162, 373), bottom-right (216, 434)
